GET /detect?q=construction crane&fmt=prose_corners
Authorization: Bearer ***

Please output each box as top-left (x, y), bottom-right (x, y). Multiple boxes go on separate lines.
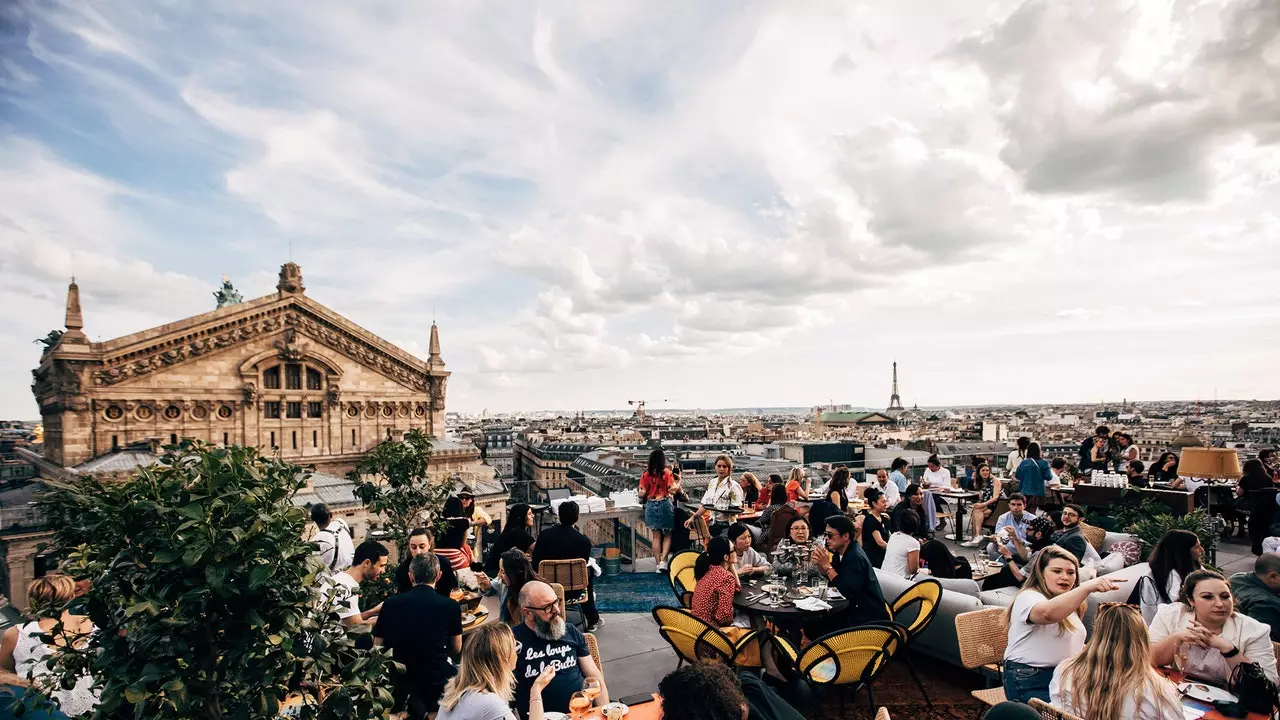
top-left (628, 399), bottom-right (668, 423)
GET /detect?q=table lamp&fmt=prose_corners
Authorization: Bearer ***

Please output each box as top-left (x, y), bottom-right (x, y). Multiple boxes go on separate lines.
top-left (1177, 447), bottom-right (1243, 482)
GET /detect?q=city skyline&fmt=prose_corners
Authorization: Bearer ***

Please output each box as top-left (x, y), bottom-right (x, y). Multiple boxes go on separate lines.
top-left (2, 1), bottom-right (1279, 416)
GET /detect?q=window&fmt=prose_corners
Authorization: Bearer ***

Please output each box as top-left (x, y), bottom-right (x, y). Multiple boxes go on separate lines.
top-left (291, 431), bottom-right (298, 450)
top-left (351, 429), bottom-right (356, 446)
top-left (286, 402), bottom-right (302, 419)
top-left (223, 432), bottom-right (229, 446)
top-left (285, 364), bottom-right (302, 390)
top-left (270, 431), bottom-right (275, 447)
top-left (306, 368), bottom-right (322, 390)
top-left (169, 433), bottom-right (178, 445)
top-left (312, 430), bottom-right (318, 448)
top-left (264, 402), bottom-right (281, 419)
top-left (111, 435), bottom-right (119, 451)
top-left (263, 367), bottom-right (281, 389)
top-left (308, 402), bottom-right (323, 418)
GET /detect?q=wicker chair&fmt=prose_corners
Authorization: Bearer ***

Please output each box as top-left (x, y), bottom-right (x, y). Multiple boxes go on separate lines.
top-left (667, 550), bottom-right (700, 608)
top-left (1029, 698), bottom-right (1086, 720)
top-left (886, 578), bottom-right (941, 706)
top-left (955, 607), bottom-right (1009, 711)
top-left (550, 582), bottom-right (567, 617)
top-left (650, 606), bottom-right (762, 669)
top-left (790, 624), bottom-right (905, 715)
top-left (585, 632), bottom-right (602, 671)
top-left (540, 558), bottom-right (589, 628)
top-left (874, 708), bottom-right (891, 720)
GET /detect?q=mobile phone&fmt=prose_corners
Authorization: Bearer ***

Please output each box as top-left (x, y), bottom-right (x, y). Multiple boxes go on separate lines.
top-left (618, 693), bottom-right (656, 706)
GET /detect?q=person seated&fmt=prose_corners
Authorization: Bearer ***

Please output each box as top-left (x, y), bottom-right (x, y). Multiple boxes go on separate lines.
top-left (1229, 552), bottom-right (1280, 641)
top-left (1049, 504), bottom-right (1090, 563)
top-left (984, 516), bottom-right (1055, 591)
top-left (728, 523), bottom-right (770, 580)
top-left (530, 501), bottom-right (601, 631)
top-left (1126, 460), bottom-right (1149, 488)
top-left (963, 463), bottom-right (1002, 547)
top-left (1139, 529), bottom-right (1204, 623)
top-left (870, 468), bottom-right (901, 506)
top-left (919, 539), bottom-right (972, 579)
top-left (0, 576), bottom-right (97, 717)
top-left (1050, 602), bottom-right (1182, 720)
top-left (485, 503), bottom-right (536, 576)
top-left (890, 484), bottom-right (926, 535)
top-left (809, 515), bottom-right (889, 632)
top-left (1149, 569), bottom-right (1278, 685)
top-left (882, 510), bottom-right (922, 577)
top-left (657, 661), bottom-right (804, 720)
top-left (436, 622), bottom-right (556, 720)
top-left (690, 536), bottom-right (755, 665)
top-left (395, 527), bottom-right (458, 597)
top-left (512, 582), bottom-right (608, 717)
top-left (483, 549), bottom-right (542, 624)
top-left (986, 494), bottom-right (1032, 561)
top-left (758, 482), bottom-right (792, 550)
top-left (1150, 452), bottom-right (1180, 485)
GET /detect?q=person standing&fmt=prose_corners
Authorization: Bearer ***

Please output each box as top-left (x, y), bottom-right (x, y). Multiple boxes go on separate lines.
top-left (310, 503), bottom-right (354, 576)
top-left (686, 455), bottom-right (745, 537)
top-left (639, 449), bottom-right (676, 572)
top-left (1006, 437), bottom-right (1031, 480)
top-left (1113, 433), bottom-right (1139, 473)
top-left (373, 552), bottom-right (463, 720)
top-left (486, 504), bottom-right (536, 576)
top-left (458, 490), bottom-right (491, 563)
top-left (531, 501), bottom-right (601, 631)
top-left (810, 516), bottom-right (889, 632)
top-left (512, 582), bottom-right (609, 717)
top-left (1014, 442), bottom-right (1050, 511)
top-left (1078, 426), bottom-right (1112, 474)
top-left (323, 540), bottom-right (389, 628)
top-left (860, 488), bottom-right (890, 568)
top-left (888, 458), bottom-right (911, 493)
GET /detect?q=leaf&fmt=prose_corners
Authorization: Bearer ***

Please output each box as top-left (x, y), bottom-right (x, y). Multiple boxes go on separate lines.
top-left (248, 564), bottom-right (272, 588)
top-left (267, 634), bottom-right (283, 645)
top-left (177, 502), bottom-right (205, 520)
top-left (153, 549), bottom-right (182, 564)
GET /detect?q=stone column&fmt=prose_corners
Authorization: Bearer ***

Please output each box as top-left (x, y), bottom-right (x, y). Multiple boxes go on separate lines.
top-left (4, 537), bottom-right (44, 613)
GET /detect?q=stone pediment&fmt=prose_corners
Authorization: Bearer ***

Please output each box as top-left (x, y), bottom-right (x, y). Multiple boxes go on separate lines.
top-left (86, 295), bottom-right (443, 394)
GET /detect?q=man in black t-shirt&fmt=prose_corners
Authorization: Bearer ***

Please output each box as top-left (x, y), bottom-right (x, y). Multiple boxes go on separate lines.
top-left (393, 527), bottom-right (457, 597)
top-left (530, 501), bottom-right (601, 629)
top-left (512, 581), bottom-right (608, 717)
top-left (374, 552), bottom-right (462, 720)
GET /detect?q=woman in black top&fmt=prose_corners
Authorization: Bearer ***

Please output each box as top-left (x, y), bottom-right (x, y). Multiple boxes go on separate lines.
top-left (1239, 458), bottom-right (1278, 555)
top-left (860, 488), bottom-right (890, 568)
top-left (1149, 452), bottom-right (1180, 484)
top-left (485, 504), bottom-right (536, 575)
top-left (919, 540), bottom-right (971, 579)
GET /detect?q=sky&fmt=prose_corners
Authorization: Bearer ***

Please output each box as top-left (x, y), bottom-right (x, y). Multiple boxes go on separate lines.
top-left (1, 0), bottom-right (1278, 418)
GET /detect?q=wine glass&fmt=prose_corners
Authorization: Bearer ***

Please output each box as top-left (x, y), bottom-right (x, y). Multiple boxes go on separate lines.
top-left (582, 678), bottom-right (601, 705)
top-left (569, 691), bottom-right (592, 719)
top-left (1172, 642), bottom-right (1190, 682)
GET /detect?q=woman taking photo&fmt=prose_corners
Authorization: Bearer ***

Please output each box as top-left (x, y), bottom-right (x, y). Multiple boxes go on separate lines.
top-left (639, 449), bottom-right (676, 572)
top-left (436, 622), bottom-right (556, 720)
top-left (1149, 569), bottom-right (1277, 685)
top-left (1002, 547), bottom-right (1124, 703)
top-left (1049, 603), bottom-right (1183, 720)
top-left (1139, 529), bottom-right (1204, 623)
top-left (963, 464), bottom-right (1002, 547)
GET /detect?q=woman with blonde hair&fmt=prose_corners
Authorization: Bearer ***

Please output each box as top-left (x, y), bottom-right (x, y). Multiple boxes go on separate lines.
top-left (784, 467), bottom-right (810, 502)
top-left (686, 454), bottom-right (744, 537)
top-left (1001, 546), bottom-right (1125, 703)
top-left (0, 575), bottom-right (98, 716)
top-left (1050, 602), bottom-right (1183, 720)
top-left (436, 622), bottom-right (555, 720)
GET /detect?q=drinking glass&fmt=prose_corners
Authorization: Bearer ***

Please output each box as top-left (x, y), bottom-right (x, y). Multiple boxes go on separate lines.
top-left (582, 678), bottom-right (601, 704)
top-left (603, 705), bottom-right (626, 720)
top-left (569, 691), bottom-right (592, 719)
top-left (1172, 642), bottom-right (1190, 682)
top-left (814, 576), bottom-right (829, 600)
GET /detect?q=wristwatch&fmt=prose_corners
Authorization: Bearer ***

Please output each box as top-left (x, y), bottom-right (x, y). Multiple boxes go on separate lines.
top-left (1221, 645), bottom-right (1240, 659)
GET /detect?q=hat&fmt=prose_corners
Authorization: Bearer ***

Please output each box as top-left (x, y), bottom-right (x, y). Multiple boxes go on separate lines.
top-left (457, 488), bottom-right (475, 498)
top-left (1029, 516), bottom-right (1055, 537)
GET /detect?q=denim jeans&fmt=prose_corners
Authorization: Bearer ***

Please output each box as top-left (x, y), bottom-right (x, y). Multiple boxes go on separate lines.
top-left (1002, 660), bottom-right (1055, 704)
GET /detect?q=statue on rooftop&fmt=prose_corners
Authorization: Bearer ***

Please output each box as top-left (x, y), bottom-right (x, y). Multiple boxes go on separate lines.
top-left (214, 276), bottom-right (244, 308)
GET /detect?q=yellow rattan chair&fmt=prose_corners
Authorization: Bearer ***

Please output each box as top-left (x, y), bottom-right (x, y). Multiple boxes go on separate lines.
top-left (886, 578), bottom-right (941, 706)
top-left (1029, 698), bottom-right (1086, 720)
top-left (794, 624), bottom-right (903, 715)
top-left (650, 606), bottom-right (761, 669)
top-left (955, 607), bottom-right (1008, 709)
top-left (667, 550), bottom-right (700, 608)
top-left (585, 631), bottom-right (602, 672)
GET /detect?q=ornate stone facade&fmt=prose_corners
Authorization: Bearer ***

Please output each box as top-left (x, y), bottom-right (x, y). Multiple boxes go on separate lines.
top-left (31, 263), bottom-right (451, 477)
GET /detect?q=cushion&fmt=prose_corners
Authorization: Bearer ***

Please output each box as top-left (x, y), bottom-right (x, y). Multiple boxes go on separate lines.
top-left (1109, 540), bottom-right (1142, 567)
top-left (1096, 551), bottom-right (1125, 576)
top-left (934, 577), bottom-right (982, 598)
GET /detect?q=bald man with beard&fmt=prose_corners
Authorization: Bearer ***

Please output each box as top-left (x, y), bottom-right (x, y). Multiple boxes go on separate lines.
top-left (512, 581), bottom-right (608, 718)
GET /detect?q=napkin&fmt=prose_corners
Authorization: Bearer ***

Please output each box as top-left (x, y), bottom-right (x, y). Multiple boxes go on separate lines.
top-left (824, 589), bottom-right (844, 600)
top-left (794, 597), bottom-right (833, 612)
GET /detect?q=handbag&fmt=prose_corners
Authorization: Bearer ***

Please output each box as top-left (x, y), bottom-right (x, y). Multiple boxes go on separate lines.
top-left (1228, 661), bottom-right (1279, 715)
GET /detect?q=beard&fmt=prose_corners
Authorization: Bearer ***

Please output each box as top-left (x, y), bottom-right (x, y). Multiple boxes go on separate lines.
top-left (533, 614), bottom-right (567, 641)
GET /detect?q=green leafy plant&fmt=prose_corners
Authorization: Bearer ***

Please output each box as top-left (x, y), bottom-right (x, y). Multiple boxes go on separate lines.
top-left (350, 429), bottom-right (452, 555)
top-left (1114, 499), bottom-right (1219, 563)
top-left (35, 441), bottom-right (398, 719)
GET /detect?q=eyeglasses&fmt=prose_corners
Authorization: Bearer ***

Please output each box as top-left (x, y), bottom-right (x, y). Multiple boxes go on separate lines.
top-left (526, 600), bottom-right (560, 615)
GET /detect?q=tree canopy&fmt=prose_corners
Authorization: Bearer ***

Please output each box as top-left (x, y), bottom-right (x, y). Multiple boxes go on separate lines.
top-left (349, 429), bottom-right (452, 553)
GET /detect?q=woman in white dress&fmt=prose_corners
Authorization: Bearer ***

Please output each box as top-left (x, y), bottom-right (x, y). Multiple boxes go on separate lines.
top-left (1, 575), bottom-right (98, 717)
top-left (1050, 602), bottom-right (1183, 720)
top-left (1149, 569), bottom-right (1277, 685)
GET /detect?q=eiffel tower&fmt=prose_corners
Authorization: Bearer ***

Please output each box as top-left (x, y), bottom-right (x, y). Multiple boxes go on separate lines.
top-left (887, 362), bottom-right (904, 411)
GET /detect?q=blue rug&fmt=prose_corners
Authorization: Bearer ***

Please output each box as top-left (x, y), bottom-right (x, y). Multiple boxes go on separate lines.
top-left (593, 571), bottom-right (680, 614)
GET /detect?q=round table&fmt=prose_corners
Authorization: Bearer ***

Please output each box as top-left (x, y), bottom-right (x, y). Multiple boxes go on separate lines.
top-left (733, 579), bottom-right (849, 619)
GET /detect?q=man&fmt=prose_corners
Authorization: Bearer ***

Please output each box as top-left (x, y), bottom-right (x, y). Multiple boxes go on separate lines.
top-left (1006, 437), bottom-right (1031, 479)
top-left (810, 515), bottom-right (889, 631)
top-left (1126, 460), bottom-right (1148, 488)
top-left (921, 455), bottom-right (954, 529)
top-left (872, 468), bottom-right (900, 506)
top-left (394, 527), bottom-right (458, 597)
top-left (1230, 553), bottom-right (1280, 641)
top-left (1078, 426), bottom-right (1111, 473)
top-left (311, 503), bottom-right (354, 575)
top-left (987, 494), bottom-right (1032, 561)
top-left (1049, 504), bottom-right (1089, 562)
top-left (513, 581), bottom-right (608, 717)
top-left (891, 484), bottom-right (926, 535)
top-left (991, 516), bottom-right (1056, 588)
top-left (531, 501), bottom-right (601, 630)
top-left (323, 540), bottom-right (389, 628)
top-left (888, 458), bottom-right (910, 493)
top-left (373, 552), bottom-right (461, 719)
top-left (657, 661), bottom-right (804, 720)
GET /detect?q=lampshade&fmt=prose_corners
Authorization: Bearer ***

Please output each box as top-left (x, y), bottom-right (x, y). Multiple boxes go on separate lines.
top-left (1177, 447), bottom-right (1242, 479)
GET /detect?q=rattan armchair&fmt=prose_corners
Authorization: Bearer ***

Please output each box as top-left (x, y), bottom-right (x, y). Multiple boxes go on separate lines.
top-left (1029, 698), bottom-right (1086, 720)
top-left (955, 607), bottom-right (1008, 710)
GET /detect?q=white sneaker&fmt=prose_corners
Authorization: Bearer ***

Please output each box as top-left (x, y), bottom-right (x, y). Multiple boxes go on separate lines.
top-left (657, 560), bottom-right (668, 573)
top-left (961, 538), bottom-right (983, 548)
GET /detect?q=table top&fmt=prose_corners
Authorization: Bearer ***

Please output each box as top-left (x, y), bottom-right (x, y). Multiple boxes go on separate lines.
top-left (927, 489), bottom-right (981, 499)
top-left (1156, 668), bottom-right (1271, 720)
top-left (733, 579), bottom-right (849, 617)
top-left (460, 607), bottom-right (494, 637)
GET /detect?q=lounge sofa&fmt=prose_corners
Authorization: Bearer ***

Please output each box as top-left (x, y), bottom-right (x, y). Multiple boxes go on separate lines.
top-left (877, 531), bottom-right (1147, 668)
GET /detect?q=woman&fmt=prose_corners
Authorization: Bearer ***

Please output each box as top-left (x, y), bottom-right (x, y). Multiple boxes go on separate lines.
top-left (1014, 442), bottom-right (1050, 511)
top-left (757, 483), bottom-right (790, 550)
top-left (779, 516), bottom-right (812, 550)
top-left (485, 504), bottom-right (536, 576)
top-left (691, 536), bottom-right (747, 630)
top-left (639, 449), bottom-right (676, 572)
top-left (739, 472), bottom-right (764, 510)
top-left (919, 540), bottom-right (972, 580)
top-left (963, 464), bottom-right (1002, 547)
top-left (1049, 603), bottom-right (1183, 720)
top-left (436, 500), bottom-right (476, 571)
top-left (726, 523), bottom-right (769, 580)
top-left (1150, 452), bottom-right (1180, 485)
top-left (1002, 547), bottom-right (1123, 703)
top-left (1238, 459), bottom-right (1278, 556)
top-left (882, 510), bottom-right (921, 577)
top-left (1149, 569), bottom-right (1278, 685)
top-left (1113, 433), bottom-right (1139, 471)
top-left (686, 455), bottom-right (744, 537)
top-left (2, 576), bottom-right (98, 717)
top-left (436, 622), bottom-right (556, 720)
top-left (861, 488), bottom-right (890, 569)
top-left (784, 467), bottom-right (809, 502)
top-left (1089, 435), bottom-right (1111, 472)
top-left (484, 549), bottom-right (541, 623)
top-left (1139, 529), bottom-right (1204, 623)
top-left (825, 467), bottom-right (851, 512)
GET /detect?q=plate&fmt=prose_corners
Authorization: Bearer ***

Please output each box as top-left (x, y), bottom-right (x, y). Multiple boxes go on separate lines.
top-left (1179, 682), bottom-right (1237, 704)
top-left (760, 584), bottom-right (786, 595)
top-left (702, 504), bottom-right (744, 514)
top-left (602, 702), bottom-right (630, 716)
top-left (543, 713), bottom-right (569, 720)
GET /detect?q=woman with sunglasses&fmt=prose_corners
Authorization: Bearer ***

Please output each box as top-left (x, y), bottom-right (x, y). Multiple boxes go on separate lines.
top-left (1049, 602), bottom-right (1182, 720)
top-left (1149, 569), bottom-right (1277, 684)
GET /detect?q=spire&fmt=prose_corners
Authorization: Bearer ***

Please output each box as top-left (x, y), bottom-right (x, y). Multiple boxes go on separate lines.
top-left (887, 361), bottom-right (903, 411)
top-left (428, 322), bottom-right (445, 369)
top-left (62, 278), bottom-right (88, 344)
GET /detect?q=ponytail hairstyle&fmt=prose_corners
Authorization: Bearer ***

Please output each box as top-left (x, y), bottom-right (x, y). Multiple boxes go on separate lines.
top-left (694, 536), bottom-right (732, 581)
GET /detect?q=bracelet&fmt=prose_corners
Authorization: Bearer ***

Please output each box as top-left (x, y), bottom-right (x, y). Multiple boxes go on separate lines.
top-left (1222, 645), bottom-right (1240, 659)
